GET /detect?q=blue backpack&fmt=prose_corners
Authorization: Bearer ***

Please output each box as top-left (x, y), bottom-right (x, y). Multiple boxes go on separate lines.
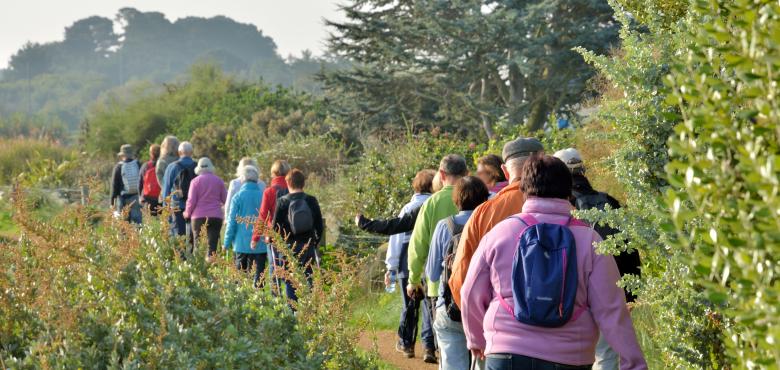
top-left (497, 214), bottom-right (588, 328)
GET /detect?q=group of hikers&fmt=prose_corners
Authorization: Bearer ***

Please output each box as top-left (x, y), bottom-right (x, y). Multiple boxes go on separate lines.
top-left (109, 133), bottom-right (647, 370)
top-left (109, 136), bottom-right (322, 302)
top-left (356, 137), bottom-right (646, 370)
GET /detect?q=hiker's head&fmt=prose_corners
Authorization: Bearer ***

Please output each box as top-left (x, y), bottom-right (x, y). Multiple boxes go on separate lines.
top-left (412, 169), bottom-right (436, 194)
top-left (476, 154), bottom-right (506, 188)
top-left (195, 157), bottom-right (216, 175)
top-left (160, 136), bottom-right (180, 158)
top-left (149, 144), bottom-right (161, 162)
top-left (117, 144), bottom-right (135, 160)
top-left (520, 155), bottom-right (572, 200)
top-left (286, 168), bottom-right (306, 191)
top-left (453, 176), bottom-right (490, 212)
top-left (502, 137), bottom-right (544, 183)
top-left (178, 141), bottom-right (193, 157)
top-left (438, 154), bottom-right (468, 186)
top-left (271, 160), bottom-right (291, 177)
top-left (553, 148), bottom-right (585, 176)
top-left (236, 157), bottom-right (258, 178)
top-left (240, 165), bottom-right (260, 183)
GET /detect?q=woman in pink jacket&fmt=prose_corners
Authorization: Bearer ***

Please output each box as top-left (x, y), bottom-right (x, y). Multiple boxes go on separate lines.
top-left (184, 157), bottom-right (227, 259)
top-left (461, 155), bottom-right (647, 370)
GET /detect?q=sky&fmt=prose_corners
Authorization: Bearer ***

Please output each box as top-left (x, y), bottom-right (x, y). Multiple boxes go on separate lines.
top-left (0, 0), bottom-right (345, 68)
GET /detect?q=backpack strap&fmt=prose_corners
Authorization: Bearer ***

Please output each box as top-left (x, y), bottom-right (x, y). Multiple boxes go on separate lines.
top-left (444, 216), bottom-right (457, 235)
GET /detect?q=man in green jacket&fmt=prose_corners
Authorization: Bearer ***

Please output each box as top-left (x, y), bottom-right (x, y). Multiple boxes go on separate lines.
top-left (406, 154), bottom-right (468, 364)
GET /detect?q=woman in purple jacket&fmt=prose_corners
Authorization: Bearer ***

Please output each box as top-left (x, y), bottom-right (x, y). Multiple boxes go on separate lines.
top-left (184, 157), bottom-right (227, 259)
top-left (460, 155), bottom-right (647, 370)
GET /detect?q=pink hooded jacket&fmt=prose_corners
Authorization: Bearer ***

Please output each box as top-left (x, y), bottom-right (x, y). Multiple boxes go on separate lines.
top-left (461, 197), bottom-right (647, 369)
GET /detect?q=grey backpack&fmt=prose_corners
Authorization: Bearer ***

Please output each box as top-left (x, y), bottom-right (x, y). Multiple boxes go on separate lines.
top-left (288, 197), bottom-right (314, 235)
top-left (120, 160), bottom-right (140, 195)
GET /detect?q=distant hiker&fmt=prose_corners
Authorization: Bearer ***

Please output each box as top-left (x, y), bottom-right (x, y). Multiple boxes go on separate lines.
top-left (407, 154), bottom-right (469, 364)
top-left (476, 154), bottom-right (508, 196)
top-left (554, 148), bottom-right (642, 370)
top-left (252, 159), bottom-right (291, 245)
top-left (156, 136), bottom-right (180, 190)
top-left (270, 168), bottom-right (323, 303)
top-left (223, 165), bottom-right (268, 286)
top-left (110, 144), bottom-right (142, 224)
top-left (184, 157), bottom-right (227, 258)
top-left (162, 141), bottom-right (196, 237)
top-left (460, 155), bottom-right (647, 370)
top-left (449, 138), bottom-right (543, 312)
top-left (139, 144), bottom-right (162, 216)
top-left (226, 157), bottom-right (261, 222)
top-left (427, 176), bottom-right (489, 370)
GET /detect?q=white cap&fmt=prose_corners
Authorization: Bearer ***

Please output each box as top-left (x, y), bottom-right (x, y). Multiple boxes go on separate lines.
top-left (553, 148), bottom-right (585, 174)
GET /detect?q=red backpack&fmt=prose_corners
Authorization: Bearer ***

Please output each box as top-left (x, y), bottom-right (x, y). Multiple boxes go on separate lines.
top-left (142, 160), bottom-right (161, 198)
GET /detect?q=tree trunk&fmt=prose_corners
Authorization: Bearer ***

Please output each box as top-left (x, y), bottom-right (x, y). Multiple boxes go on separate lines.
top-left (526, 97), bottom-right (549, 132)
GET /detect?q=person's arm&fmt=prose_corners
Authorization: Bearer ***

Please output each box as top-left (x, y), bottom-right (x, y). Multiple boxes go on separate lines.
top-left (271, 198), bottom-right (289, 241)
top-left (460, 234), bottom-right (492, 352)
top-left (310, 196), bottom-right (324, 245)
top-left (224, 180), bottom-right (235, 220)
top-left (426, 221), bottom-right (449, 285)
top-left (358, 207), bottom-right (419, 235)
top-left (138, 162), bottom-right (147, 197)
top-left (223, 195), bottom-right (240, 250)
top-left (588, 232), bottom-right (648, 370)
top-left (162, 163), bottom-right (176, 201)
top-left (155, 158), bottom-right (166, 189)
top-left (110, 164), bottom-right (122, 207)
top-left (259, 186), bottom-right (275, 225)
top-left (183, 178), bottom-right (197, 219)
top-left (449, 211), bottom-right (481, 308)
top-left (407, 200), bottom-right (432, 285)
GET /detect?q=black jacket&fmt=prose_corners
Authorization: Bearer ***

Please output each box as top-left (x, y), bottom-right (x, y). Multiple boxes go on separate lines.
top-left (272, 192), bottom-right (324, 263)
top-left (572, 174), bottom-right (641, 302)
top-left (356, 206), bottom-right (422, 235)
top-left (110, 159), bottom-right (140, 206)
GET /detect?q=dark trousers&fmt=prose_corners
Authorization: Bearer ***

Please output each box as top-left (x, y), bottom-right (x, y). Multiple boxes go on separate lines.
top-left (486, 354), bottom-right (592, 370)
top-left (172, 211), bottom-right (188, 236)
top-left (191, 218), bottom-right (223, 257)
top-left (118, 194), bottom-right (142, 224)
top-left (235, 252), bottom-right (268, 287)
top-left (397, 277), bottom-right (436, 350)
top-left (142, 196), bottom-right (160, 216)
top-left (270, 245), bottom-right (315, 304)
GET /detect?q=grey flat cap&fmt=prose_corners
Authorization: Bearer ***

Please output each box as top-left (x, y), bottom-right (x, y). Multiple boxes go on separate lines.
top-left (117, 144), bottom-right (135, 159)
top-left (502, 137), bottom-right (544, 161)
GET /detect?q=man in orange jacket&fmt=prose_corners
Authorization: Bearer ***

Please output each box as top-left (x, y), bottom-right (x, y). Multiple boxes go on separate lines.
top-left (448, 137), bottom-right (543, 309)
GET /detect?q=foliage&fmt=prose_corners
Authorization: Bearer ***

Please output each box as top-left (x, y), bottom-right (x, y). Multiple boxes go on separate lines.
top-left (0, 138), bottom-right (75, 185)
top-left (0, 191), bottom-right (378, 369)
top-left (324, 0), bottom-right (619, 136)
top-left (665, 0), bottom-right (780, 365)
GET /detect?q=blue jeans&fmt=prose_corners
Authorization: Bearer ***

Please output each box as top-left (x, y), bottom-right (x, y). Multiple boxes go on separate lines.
top-left (486, 354), bottom-right (592, 370)
top-left (434, 305), bottom-right (469, 370)
top-left (118, 194), bottom-right (142, 224)
top-left (397, 277), bottom-right (436, 350)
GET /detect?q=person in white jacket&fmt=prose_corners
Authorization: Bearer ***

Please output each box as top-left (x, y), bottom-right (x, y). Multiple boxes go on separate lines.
top-left (225, 157), bottom-right (262, 222)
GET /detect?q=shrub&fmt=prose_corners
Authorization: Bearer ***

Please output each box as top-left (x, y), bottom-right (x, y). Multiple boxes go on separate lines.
top-left (0, 138), bottom-right (74, 185)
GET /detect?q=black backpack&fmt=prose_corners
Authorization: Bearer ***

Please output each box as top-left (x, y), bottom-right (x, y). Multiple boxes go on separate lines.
top-left (440, 216), bottom-right (465, 322)
top-left (273, 184), bottom-right (289, 200)
top-left (573, 191), bottom-right (618, 239)
top-left (288, 196), bottom-right (314, 235)
top-left (174, 161), bottom-right (197, 201)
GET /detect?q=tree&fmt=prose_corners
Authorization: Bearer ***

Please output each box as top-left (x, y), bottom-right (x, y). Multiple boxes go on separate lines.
top-left (324, 0), bottom-right (619, 137)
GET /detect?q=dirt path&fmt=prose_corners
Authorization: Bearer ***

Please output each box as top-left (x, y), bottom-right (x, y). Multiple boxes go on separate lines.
top-left (358, 330), bottom-right (438, 370)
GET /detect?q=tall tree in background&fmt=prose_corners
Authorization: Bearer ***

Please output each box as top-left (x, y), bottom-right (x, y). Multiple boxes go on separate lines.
top-left (324, 0), bottom-right (618, 137)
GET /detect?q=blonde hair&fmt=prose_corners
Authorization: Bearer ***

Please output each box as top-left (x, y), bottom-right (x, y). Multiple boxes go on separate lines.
top-left (160, 136), bottom-right (180, 158)
top-left (235, 157), bottom-right (258, 178)
top-left (271, 160), bottom-right (291, 177)
top-left (432, 171), bottom-right (443, 193)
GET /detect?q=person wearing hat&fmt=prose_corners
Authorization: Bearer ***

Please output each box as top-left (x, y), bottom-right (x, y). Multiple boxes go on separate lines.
top-left (110, 144), bottom-right (143, 224)
top-left (184, 157), bottom-right (227, 258)
top-left (553, 148), bottom-right (642, 370)
top-left (448, 137), bottom-right (544, 344)
top-left (223, 165), bottom-right (268, 287)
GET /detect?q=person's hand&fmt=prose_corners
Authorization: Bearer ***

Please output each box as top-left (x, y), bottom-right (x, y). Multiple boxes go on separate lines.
top-left (264, 236), bottom-right (271, 244)
top-left (470, 349), bottom-right (485, 361)
top-left (250, 241), bottom-right (257, 250)
top-left (406, 283), bottom-right (422, 298)
top-left (354, 214), bottom-right (362, 226)
top-left (384, 270), bottom-right (391, 287)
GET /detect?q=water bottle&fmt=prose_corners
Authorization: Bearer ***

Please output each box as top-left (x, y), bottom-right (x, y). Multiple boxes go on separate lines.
top-left (385, 270), bottom-right (397, 293)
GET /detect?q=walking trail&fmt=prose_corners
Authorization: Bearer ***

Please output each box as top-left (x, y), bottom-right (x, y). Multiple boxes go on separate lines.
top-left (358, 330), bottom-right (438, 370)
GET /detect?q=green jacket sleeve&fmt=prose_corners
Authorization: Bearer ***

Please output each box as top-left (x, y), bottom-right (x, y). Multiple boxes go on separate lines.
top-left (407, 198), bottom-right (432, 284)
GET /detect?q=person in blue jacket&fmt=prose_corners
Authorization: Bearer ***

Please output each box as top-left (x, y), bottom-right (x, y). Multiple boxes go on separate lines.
top-left (223, 165), bottom-right (268, 287)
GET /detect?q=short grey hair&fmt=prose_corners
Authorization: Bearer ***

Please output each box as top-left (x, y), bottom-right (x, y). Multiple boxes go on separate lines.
top-left (236, 157), bottom-right (258, 178)
top-left (505, 157), bottom-right (527, 181)
top-left (178, 141), bottom-right (193, 156)
top-left (439, 154), bottom-right (468, 177)
top-left (240, 165), bottom-right (259, 183)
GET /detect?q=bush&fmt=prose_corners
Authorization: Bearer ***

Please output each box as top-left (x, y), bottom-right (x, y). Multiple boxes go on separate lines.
top-left (0, 138), bottom-right (74, 185)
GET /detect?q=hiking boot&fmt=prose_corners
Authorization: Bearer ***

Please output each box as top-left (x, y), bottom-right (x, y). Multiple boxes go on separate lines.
top-left (423, 348), bottom-right (437, 364)
top-left (395, 341), bottom-right (414, 358)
